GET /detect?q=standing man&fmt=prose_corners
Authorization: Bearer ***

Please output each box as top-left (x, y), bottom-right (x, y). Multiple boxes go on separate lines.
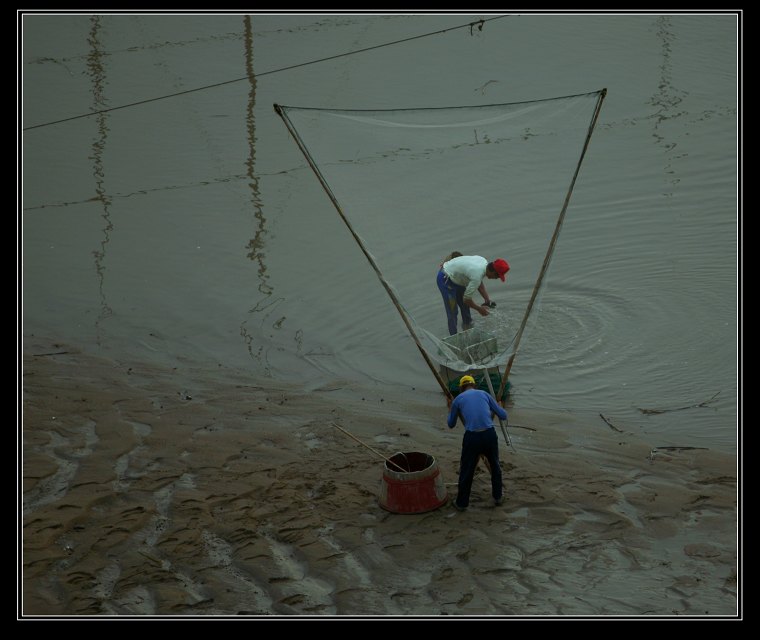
top-left (447, 375), bottom-right (507, 510)
top-left (437, 255), bottom-right (510, 335)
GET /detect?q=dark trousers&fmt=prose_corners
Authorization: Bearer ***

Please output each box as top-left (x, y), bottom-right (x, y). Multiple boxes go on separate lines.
top-left (437, 269), bottom-right (472, 335)
top-left (456, 428), bottom-right (502, 508)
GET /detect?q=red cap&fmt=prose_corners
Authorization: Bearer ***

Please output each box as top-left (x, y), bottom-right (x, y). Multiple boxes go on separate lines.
top-left (493, 258), bottom-right (510, 281)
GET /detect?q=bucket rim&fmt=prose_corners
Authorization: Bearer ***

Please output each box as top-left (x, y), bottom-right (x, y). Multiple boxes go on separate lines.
top-left (384, 451), bottom-right (436, 475)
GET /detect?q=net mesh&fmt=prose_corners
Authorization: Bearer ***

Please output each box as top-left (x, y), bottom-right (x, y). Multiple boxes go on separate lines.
top-left (277, 91), bottom-right (604, 373)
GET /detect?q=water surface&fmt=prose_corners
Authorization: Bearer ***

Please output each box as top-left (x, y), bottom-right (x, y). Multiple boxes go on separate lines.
top-left (23, 13), bottom-right (738, 452)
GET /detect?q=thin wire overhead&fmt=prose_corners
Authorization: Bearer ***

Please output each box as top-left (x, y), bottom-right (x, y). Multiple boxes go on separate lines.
top-left (23, 15), bottom-right (509, 131)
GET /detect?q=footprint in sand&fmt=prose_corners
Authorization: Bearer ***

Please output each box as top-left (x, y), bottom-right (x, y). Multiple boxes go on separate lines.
top-left (24, 424), bottom-right (98, 514)
top-left (279, 593), bottom-right (305, 605)
top-left (438, 567), bottom-right (454, 579)
top-left (683, 543), bottom-right (721, 558)
top-left (201, 530), bottom-right (274, 612)
top-left (263, 530), bottom-right (335, 613)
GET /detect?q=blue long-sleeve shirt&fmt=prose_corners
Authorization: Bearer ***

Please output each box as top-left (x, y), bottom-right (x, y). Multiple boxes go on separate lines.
top-left (447, 388), bottom-right (507, 431)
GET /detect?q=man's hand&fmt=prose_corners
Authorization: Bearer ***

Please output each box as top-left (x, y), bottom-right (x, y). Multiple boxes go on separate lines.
top-left (477, 306), bottom-right (490, 317)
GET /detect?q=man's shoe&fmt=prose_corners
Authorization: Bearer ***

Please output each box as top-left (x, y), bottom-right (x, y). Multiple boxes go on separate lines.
top-left (494, 496), bottom-right (504, 506)
top-left (452, 501), bottom-right (467, 511)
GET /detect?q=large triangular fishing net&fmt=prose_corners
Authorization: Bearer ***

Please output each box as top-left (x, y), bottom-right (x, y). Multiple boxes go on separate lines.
top-left (276, 90), bottom-right (605, 378)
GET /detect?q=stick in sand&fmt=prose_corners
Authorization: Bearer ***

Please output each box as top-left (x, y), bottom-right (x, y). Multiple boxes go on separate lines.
top-left (331, 422), bottom-right (408, 472)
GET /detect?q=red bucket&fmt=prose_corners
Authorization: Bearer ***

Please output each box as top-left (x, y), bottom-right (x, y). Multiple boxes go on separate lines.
top-left (378, 451), bottom-right (448, 514)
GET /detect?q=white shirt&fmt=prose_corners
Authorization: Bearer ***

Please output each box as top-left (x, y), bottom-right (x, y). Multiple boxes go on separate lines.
top-left (442, 255), bottom-right (487, 301)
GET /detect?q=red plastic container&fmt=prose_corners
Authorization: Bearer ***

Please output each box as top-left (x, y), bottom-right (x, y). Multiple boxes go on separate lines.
top-left (378, 451), bottom-right (448, 514)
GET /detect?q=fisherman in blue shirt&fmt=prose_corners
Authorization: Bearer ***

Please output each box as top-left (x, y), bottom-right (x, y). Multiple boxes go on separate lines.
top-left (447, 374), bottom-right (507, 511)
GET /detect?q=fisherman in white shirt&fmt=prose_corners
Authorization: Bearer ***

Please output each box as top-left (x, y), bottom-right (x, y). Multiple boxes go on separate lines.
top-left (436, 254), bottom-right (510, 335)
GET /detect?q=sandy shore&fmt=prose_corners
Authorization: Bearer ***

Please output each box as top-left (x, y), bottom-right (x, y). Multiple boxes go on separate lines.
top-left (21, 335), bottom-right (737, 618)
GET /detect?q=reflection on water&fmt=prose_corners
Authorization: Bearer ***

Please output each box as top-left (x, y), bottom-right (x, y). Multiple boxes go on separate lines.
top-left (86, 15), bottom-right (114, 337)
top-left (240, 15), bottom-right (279, 375)
top-left (27, 31), bottom-right (244, 68)
top-left (24, 16), bottom-right (379, 70)
top-left (649, 15), bottom-right (689, 197)
top-left (243, 15), bottom-right (270, 295)
top-left (240, 295), bottom-right (287, 376)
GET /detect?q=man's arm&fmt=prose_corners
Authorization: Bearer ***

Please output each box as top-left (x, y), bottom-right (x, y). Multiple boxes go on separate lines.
top-left (447, 399), bottom-right (460, 429)
top-left (477, 281), bottom-right (491, 305)
top-left (488, 395), bottom-right (507, 421)
top-left (464, 296), bottom-right (490, 317)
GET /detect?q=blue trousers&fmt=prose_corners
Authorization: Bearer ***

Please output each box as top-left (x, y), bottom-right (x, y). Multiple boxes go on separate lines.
top-left (456, 428), bottom-right (502, 508)
top-left (437, 269), bottom-right (472, 335)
